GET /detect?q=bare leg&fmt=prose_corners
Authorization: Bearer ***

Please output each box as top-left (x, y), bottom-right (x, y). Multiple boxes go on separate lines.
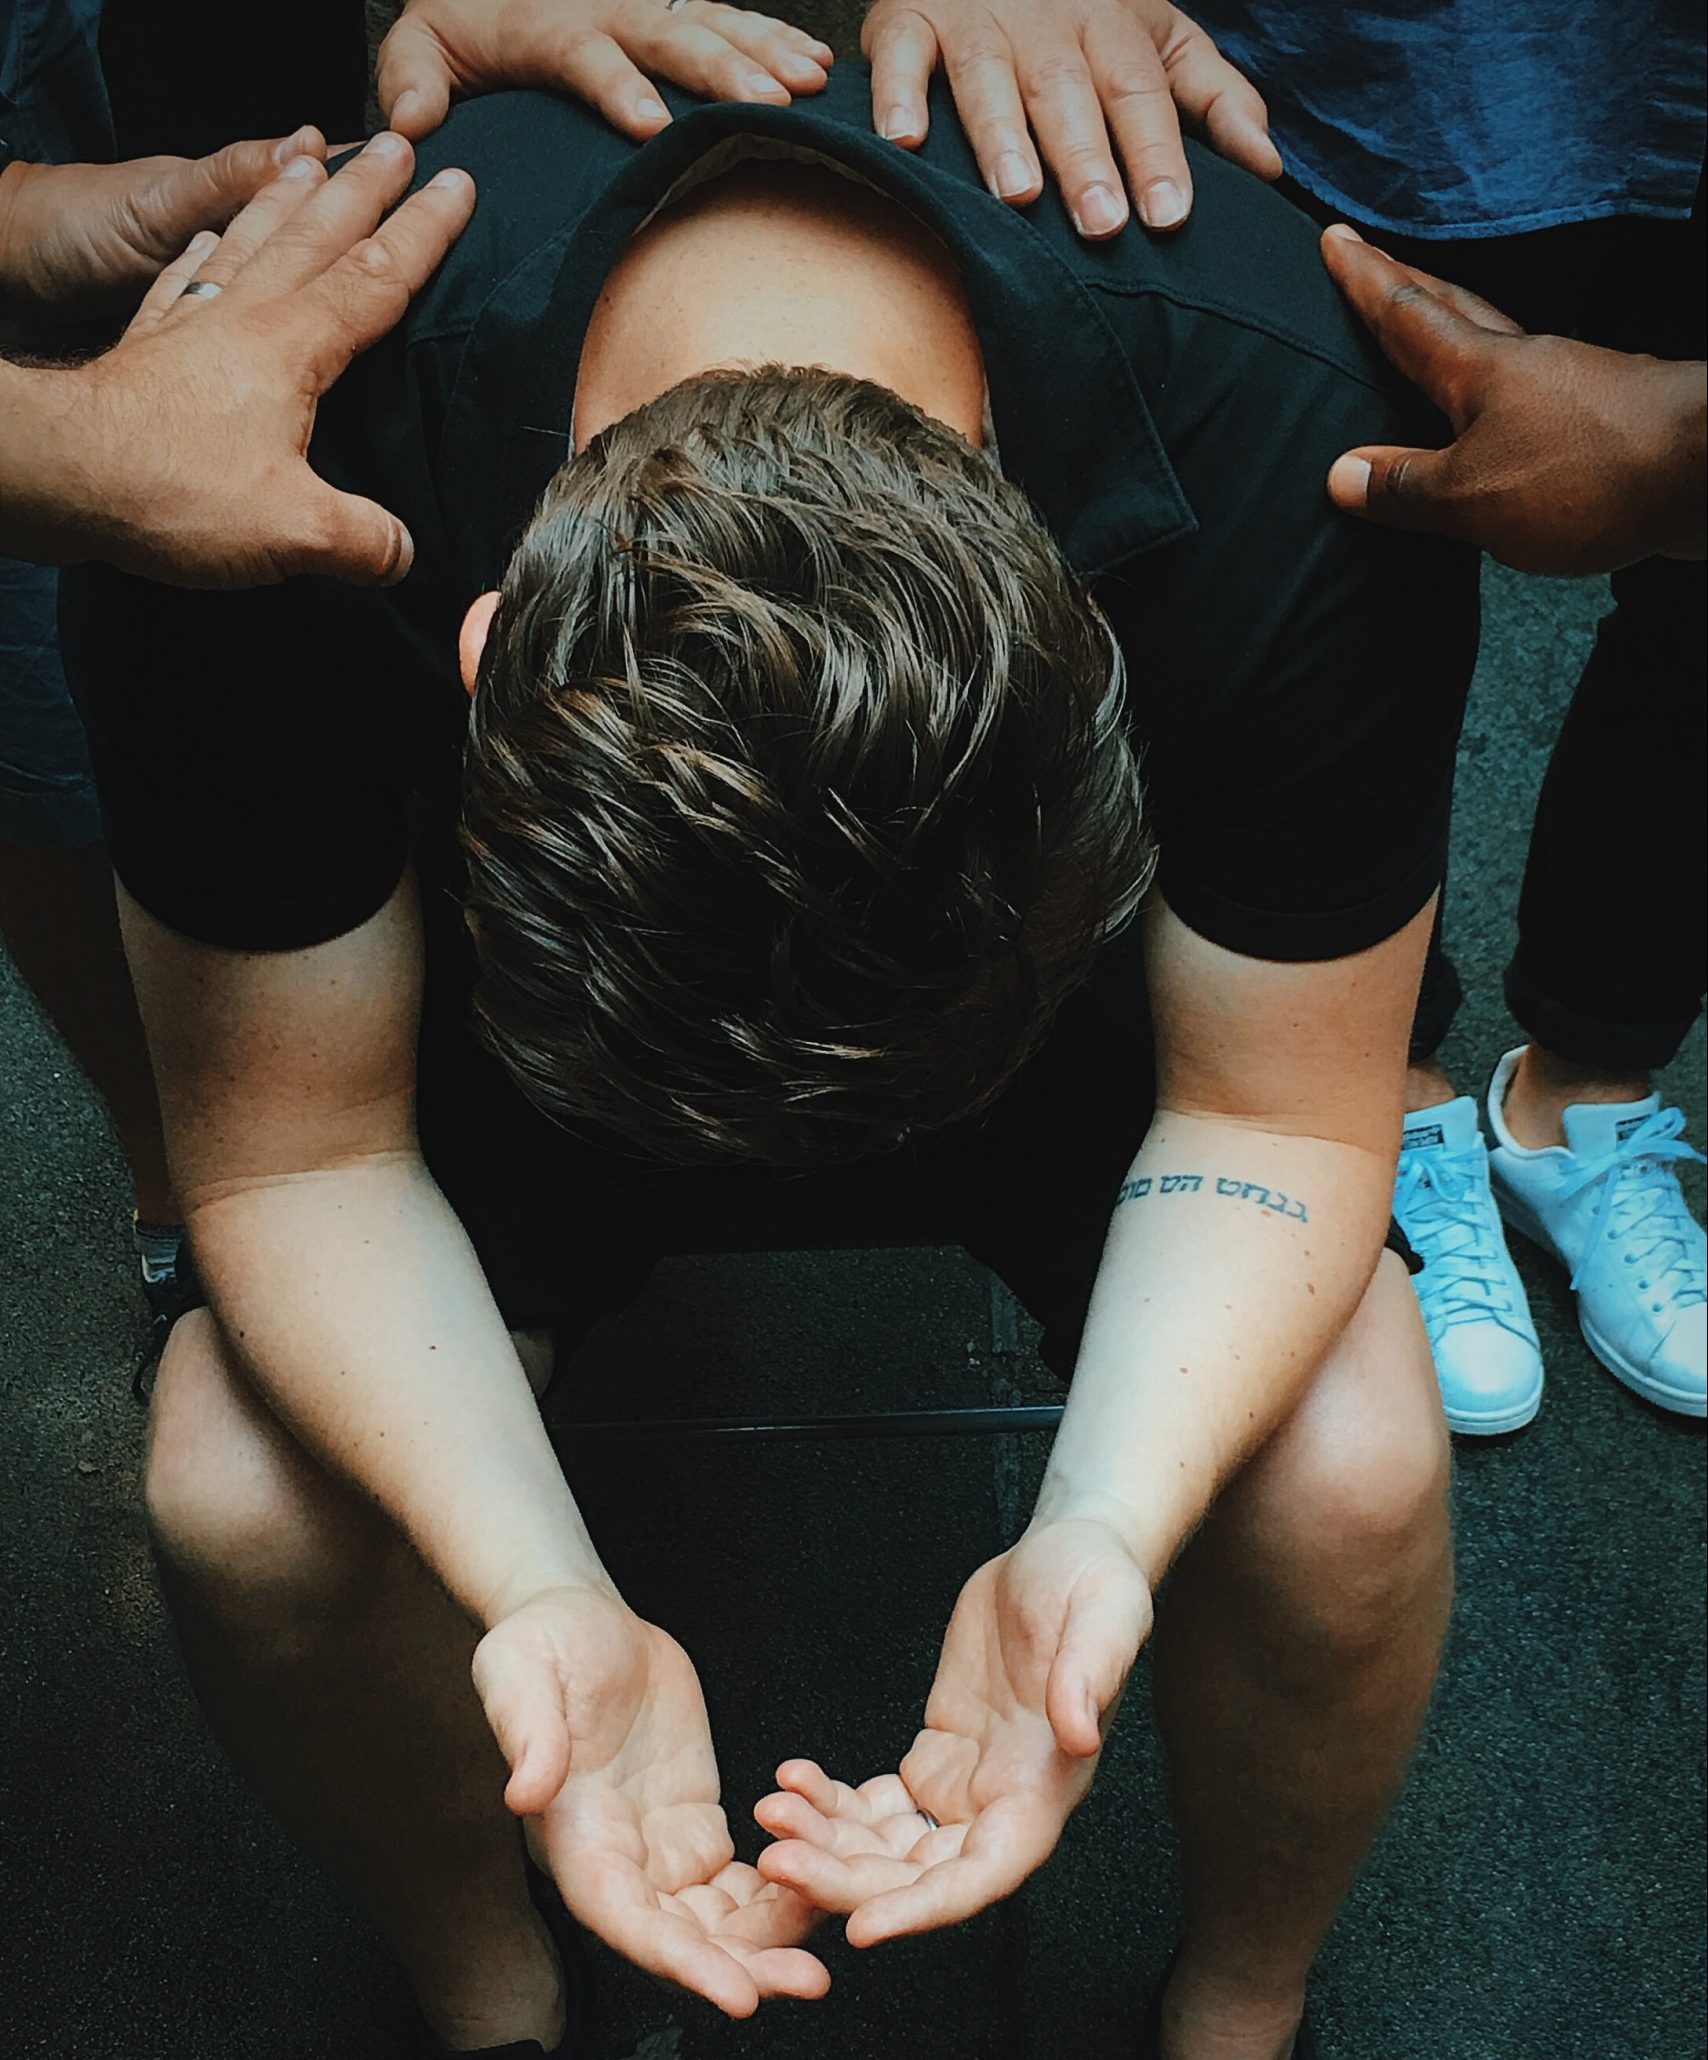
top-left (1151, 1255), bottom-right (1454, 2060)
top-left (1404, 1056), bottom-right (1458, 1111)
top-left (144, 1310), bottom-right (564, 2050)
top-left (0, 839), bottom-right (175, 1220)
top-left (1499, 1040), bottom-right (1652, 1149)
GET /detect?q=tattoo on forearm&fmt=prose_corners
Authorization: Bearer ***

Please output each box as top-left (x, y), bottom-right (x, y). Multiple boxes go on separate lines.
top-left (1115, 1173), bottom-right (1309, 1223)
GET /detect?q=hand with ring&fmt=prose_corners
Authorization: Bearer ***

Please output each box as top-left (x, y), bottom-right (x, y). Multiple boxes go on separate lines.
top-left (0, 126), bottom-right (328, 323)
top-left (1, 134), bottom-right (474, 588)
top-left (755, 1518), bottom-right (1153, 1944)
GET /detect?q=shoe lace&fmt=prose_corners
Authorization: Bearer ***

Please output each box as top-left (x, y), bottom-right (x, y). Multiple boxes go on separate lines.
top-left (1397, 1147), bottom-right (1521, 1333)
top-left (1555, 1106), bottom-right (1706, 1304)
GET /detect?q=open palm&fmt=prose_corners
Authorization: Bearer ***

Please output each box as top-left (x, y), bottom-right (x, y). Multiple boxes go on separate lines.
top-left (755, 1520), bottom-right (1153, 1945)
top-left (473, 1585), bottom-right (829, 2015)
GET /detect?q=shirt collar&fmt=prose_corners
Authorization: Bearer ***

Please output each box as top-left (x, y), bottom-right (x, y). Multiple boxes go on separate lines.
top-left (439, 80), bottom-right (1197, 594)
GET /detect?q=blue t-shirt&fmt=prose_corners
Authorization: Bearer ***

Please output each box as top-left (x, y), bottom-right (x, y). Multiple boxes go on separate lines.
top-left (1195, 0), bottom-right (1705, 239)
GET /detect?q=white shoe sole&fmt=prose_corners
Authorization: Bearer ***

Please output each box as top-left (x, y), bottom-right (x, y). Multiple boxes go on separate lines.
top-left (1576, 1313), bottom-right (1707, 1418)
top-left (1496, 1189), bottom-right (1707, 1419)
top-left (1440, 1386), bottom-right (1544, 1438)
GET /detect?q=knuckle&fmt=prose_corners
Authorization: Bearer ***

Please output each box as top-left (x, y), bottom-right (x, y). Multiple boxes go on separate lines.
top-left (1098, 64), bottom-right (1171, 110)
top-left (1021, 51), bottom-right (1094, 98)
top-left (352, 234), bottom-right (396, 276)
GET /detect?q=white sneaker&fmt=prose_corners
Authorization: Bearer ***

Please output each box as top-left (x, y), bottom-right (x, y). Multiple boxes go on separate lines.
top-left (1487, 1047), bottom-right (1707, 1419)
top-left (1394, 1095), bottom-right (1545, 1435)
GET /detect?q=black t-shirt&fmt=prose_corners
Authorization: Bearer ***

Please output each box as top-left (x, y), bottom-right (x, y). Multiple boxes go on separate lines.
top-left (63, 70), bottom-right (1475, 973)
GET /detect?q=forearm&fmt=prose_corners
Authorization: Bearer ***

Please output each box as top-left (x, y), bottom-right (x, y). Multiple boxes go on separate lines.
top-left (0, 357), bottom-right (101, 564)
top-left (1032, 1109), bottom-right (1394, 1582)
top-left (188, 1151), bottom-right (611, 1626)
top-left (1657, 358), bottom-right (1707, 559)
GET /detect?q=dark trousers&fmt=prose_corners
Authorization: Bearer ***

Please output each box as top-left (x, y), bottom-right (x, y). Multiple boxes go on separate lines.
top-left (1284, 177), bottom-right (1708, 1076)
top-left (98, 0), bottom-right (367, 160)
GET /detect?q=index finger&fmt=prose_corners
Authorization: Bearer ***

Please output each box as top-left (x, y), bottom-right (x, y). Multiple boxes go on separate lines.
top-left (222, 132), bottom-right (420, 302)
top-left (1319, 225), bottom-right (1497, 416)
top-left (292, 167), bottom-right (476, 382)
top-left (843, 1840), bottom-right (1030, 1947)
top-left (864, 5), bottom-right (940, 145)
top-left (1080, 10), bottom-right (1189, 230)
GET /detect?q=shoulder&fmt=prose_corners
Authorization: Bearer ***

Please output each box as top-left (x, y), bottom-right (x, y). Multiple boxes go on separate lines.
top-left (1063, 144), bottom-right (1397, 404)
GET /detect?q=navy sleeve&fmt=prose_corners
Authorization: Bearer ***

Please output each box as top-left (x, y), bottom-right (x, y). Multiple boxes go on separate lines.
top-left (1099, 305), bottom-right (1479, 963)
top-left (59, 564), bottom-right (415, 951)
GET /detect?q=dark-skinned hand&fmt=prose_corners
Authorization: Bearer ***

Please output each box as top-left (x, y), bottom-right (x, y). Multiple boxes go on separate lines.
top-left (1322, 224), bottom-right (1708, 575)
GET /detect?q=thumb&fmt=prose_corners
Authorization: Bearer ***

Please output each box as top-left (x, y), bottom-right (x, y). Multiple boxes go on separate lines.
top-left (283, 481), bottom-right (416, 588)
top-left (376, 19), bottom-right (455, 139)
top-left (471, 1636), bottom-right (574, 1816)
top-left (1044, 1566), bottom-right (1152, 1759)
top-left (160, 126), bottom-right (328, 239)
top-left (1327, 443), bottom-right (1462, 537)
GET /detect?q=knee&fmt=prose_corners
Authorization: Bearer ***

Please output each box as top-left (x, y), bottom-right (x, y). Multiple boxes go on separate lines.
top-left (143, 1309), bottom-right (381, 1630)
top-left (1250, 1278), bottom-right (1453, 1656)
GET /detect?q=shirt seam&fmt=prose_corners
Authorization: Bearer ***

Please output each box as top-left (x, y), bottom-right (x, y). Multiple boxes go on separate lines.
top-left (1083, 278), bottom-right (1389, 399)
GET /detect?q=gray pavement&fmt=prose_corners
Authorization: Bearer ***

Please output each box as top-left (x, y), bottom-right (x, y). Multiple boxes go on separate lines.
top-left (3, 550), bottom-right (1702, 2060)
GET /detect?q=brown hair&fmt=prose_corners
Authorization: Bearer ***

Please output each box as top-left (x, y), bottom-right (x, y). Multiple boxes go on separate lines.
top-left (461, 367), bottom-right (1152, 1164)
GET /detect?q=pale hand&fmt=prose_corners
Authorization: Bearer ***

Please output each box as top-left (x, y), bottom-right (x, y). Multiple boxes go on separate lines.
top-left (862, 0), bottom-right (1279, 237)
top-left (25, 133), bottom-right (475, 588)
top-left (755, 1518), bottom-right (1153, 1943)
top-left (0, 128), bottom-right (327, 319)
top-left (474, 1584), bottom-right (830, 2015)
top-left (378, 0), bottom-right (834, 143)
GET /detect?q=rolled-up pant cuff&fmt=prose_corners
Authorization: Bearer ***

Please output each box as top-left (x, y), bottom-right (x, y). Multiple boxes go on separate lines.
top-left (1503, 960), bottom-right (1699, 1076)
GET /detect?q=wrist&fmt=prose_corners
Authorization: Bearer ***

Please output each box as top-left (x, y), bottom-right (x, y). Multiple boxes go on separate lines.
top-left (0, 358), bottom-right (105, 563)
top-left (1656, 359), bottom-right (1707, 558)
top-left (1028, 1471), bottom-right (1204, 1588)
top-left (482, 1566), bottom-right (624, 1630)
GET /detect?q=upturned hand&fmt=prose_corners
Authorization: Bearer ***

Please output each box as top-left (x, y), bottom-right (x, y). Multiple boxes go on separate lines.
top-left (754, 1518), bottom-right (1153, 1943)
top-left (474, 1583), bottom-right (830, 2015)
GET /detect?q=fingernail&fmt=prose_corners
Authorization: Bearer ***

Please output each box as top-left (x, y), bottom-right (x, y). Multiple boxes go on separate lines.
top-left (427, 167), bottom-right (469, 192)
top-left (1338, 456), bottom-right (1372, 505)
top-left (365, 131), bottom-right (410, 161)
top-left (879, 105), bottom-right (917, 142)
top-left (1138, 178), bottom-right (1186, 230)
top-left (635, 95), bottom-right (668, 123)
top-left (744, 71), bottom-right (789, 100)
top-left (272, 124), bottom-right (316, 165)
top-left (187, 230), bottom-right (219, 257)
top-left (990, 150), bottom-right (1034, 200)
top-left (278, 154), bottom-right (319, 181)
top-left (391, 90), bottom-right (423, 128)
top-left (1323, 221), bottom-right (1362, 244)
top-left (1075, 182), bottom-right (1126, 235)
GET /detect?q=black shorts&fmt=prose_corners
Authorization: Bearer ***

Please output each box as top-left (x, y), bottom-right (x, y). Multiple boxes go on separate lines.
top-left (408, 903), bottom-right (1418, 1381)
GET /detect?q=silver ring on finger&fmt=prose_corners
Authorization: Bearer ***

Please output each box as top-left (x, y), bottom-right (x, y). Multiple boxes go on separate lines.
top-left (917, 1808), bottom-right (940, 1831)
top-left (179, 279), bottom-right (222, 299)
